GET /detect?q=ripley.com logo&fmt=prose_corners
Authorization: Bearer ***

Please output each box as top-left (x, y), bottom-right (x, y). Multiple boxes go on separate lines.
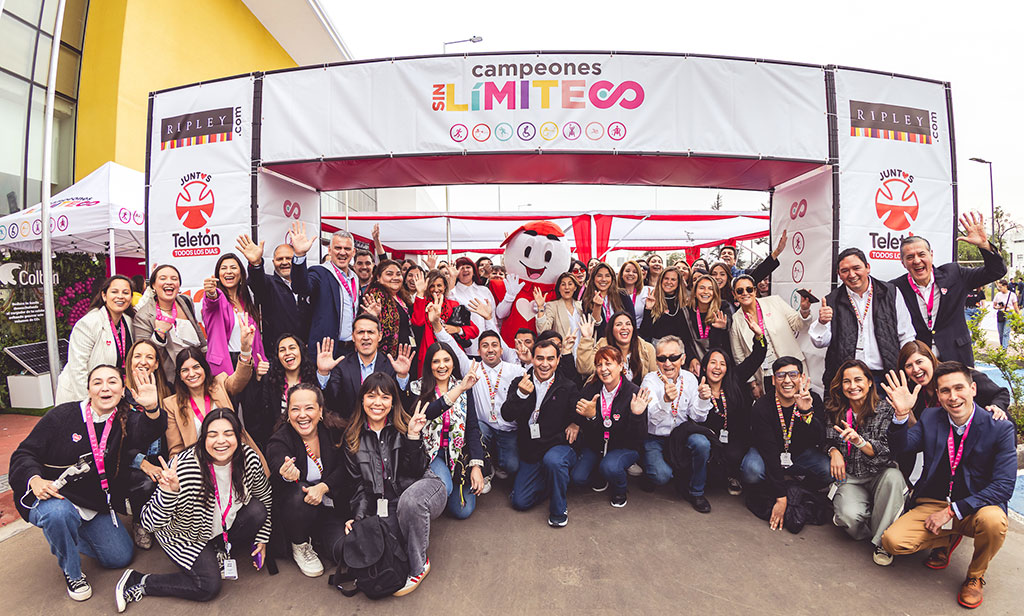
top-left (172, 172), bottom-right (220, 258)
top-left (870, 168), bottom-right (918, 261)
top-left (160, 107), bottom-right (241, 150)
top-left (850, 100), bottom-right (938, 145)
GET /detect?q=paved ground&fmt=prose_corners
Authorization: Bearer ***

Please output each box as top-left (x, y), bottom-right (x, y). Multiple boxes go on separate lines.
top-left (0, 479), bottom-right (1021, 616)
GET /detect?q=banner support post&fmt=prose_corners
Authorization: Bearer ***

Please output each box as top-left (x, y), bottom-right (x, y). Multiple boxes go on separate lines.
top-left (108, 228), bottom-right (117, 276)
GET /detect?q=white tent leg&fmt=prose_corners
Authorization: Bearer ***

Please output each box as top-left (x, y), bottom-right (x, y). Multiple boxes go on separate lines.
top-left (109, 228), bottom-right (117, 276)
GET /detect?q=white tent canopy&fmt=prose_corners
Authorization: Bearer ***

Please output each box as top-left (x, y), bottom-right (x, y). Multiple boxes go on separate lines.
top-left (0, 162), bottom-right (146, 259)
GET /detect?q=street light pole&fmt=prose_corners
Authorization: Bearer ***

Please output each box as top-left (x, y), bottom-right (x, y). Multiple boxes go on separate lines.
top-left (442, 35), bottom-right (483, 54)
top-left (969, 157), bottom-right (995, 239)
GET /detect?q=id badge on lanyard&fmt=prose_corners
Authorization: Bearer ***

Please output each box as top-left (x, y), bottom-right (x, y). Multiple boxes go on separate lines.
top-left (211, 463), bottom-right (237, 579)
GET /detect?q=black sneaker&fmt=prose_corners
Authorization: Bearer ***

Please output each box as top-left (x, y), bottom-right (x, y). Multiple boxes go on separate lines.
top-left (115, 569), bottom-right (146, 613)
top-left (547, 511), bottom-right (568, 527)
top-left (610, 493), bottom-right (628, 508)
top-left (65, 573), bottom-right (92, 601)
top-left (592, 482), bottom-right (609, 493)
top-left (727, 477), bottom-right (743, 496)
top-left (686, 493), bottom-right (712, 513)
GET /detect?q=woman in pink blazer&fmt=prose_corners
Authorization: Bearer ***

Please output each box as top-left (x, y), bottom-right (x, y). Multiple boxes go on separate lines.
top-left (202, 254), bottom-right (265, 376)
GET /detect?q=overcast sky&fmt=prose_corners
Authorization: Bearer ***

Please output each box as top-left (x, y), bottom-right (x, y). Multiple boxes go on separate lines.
top-left (323, 0), bottom-right (1022, 226)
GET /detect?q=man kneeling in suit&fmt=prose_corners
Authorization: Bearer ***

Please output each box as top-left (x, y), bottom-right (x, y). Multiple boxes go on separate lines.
top-left (881, 362), bottom-right (1016, 609)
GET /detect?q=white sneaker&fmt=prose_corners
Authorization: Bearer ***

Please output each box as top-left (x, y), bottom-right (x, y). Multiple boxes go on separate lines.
top-left (65, 573), bottom-right (92, 601)
top-left (493, 468), bottom-right (509, 480)
top-left (394, 558), bottom-right (430, 596)
top-left (481, 477), bottom-right (493, 494)
top-left (291, 541), bottom-right (324, 577)
top-left (626, 463), bottom-right (644, 477)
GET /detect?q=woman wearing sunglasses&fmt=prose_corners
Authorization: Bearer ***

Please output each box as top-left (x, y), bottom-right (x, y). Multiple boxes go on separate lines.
top-left (729, 275), bottom-right (812, 395)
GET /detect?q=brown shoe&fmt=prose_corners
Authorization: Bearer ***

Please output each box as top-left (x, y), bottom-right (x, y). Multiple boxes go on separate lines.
top-left (924, 534), bottom-right (963, 570)
top-left (958, 577), bottom-right (985, 609)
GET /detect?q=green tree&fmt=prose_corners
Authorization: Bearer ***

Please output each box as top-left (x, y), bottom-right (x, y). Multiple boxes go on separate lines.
top-left (967, 308), bottom-right (1024, 433)
top-left (957, 205), bottom-right (1018, 264)
top-left (711, 193), bottom-right (724, 211)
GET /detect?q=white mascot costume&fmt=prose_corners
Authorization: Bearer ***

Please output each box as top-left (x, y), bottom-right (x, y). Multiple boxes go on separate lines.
top-left (493, 221), bottom-right (572, 346)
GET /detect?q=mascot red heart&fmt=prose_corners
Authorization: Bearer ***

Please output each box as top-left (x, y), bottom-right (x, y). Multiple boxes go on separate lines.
top-left (490, 220), bottom-right (572, 346)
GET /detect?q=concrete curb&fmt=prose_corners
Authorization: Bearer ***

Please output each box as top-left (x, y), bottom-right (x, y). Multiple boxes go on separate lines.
top-left (0, 519), bottom-right (30, 543)
top-left (1018, 444), bottom-right (1024, 469)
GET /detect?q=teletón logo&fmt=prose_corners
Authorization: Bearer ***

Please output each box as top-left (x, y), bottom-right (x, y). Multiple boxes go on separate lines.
top-left (875, 169), bottom-right (918, 232)
top-left (160, 107), bottom-right (241, 150)
top-left (176, 173), bottom-right (215, 229)
top-left (850, 100), bottom-right (937, 144)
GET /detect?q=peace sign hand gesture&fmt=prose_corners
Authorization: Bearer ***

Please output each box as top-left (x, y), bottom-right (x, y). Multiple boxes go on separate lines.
top-left (645, 293), bottom-right (656, 310)
top-left (697, 376), bottom-right (713, 400)
top-left (794, 375), bottom-right (814, 412)
top-left (630, 388), bottom-right (652, 415)
top-left (880, 369), bottom-right (921, 419)
top-left (157, 456), bottom-right (180, 493)
top-left (238, 317), bottom-right (254, 354)
top-left (407, 402), bottom-right (427, 439)
top-left (457, 360), bottom-right (480, 392)
top-left (316, 338), bottom-right (344, 376)
top-left (833, 420), bottom-right (864, 447)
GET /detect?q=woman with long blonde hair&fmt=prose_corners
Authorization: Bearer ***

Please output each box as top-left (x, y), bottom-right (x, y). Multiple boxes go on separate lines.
top-left (683, 274), bottom-right (730, 374)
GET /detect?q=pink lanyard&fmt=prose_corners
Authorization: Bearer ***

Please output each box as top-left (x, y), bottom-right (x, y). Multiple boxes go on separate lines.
top-left (845, 409), bottom-right (855, 456)
top-left (436, 386), bottom-right (452, 447)
top-left (947, 415), bottom-right (974, 499)
top-left (189, 396), bottom-right (212, 425)
top-left (210, 463), bottom-right (234, 551)
top-left (694, 309), bottom-right (711, 339)
top-left (907, 273), bottom-right (936, 328)
top-left (109, 313), bottom-right (126, 360)
top-left (83, 403), bottom-right (116, 496)
top-left (331, 263), bottom-right (359, 307)
top-left (600, 380), bottom-right (622, 441)
top-left (155, 301), bottom-right (178, 326)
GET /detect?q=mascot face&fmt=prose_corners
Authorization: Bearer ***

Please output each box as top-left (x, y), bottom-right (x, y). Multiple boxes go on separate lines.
top-left (503, 225), bottom-right (571, 286)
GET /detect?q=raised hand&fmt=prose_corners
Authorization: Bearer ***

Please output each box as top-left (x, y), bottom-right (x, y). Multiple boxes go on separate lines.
top-left (458, 360), bottom-right (480, 391)
top-left (424, 251), bottom-right (437, 270)
top-left (957, 211), bottom-right (990, 249)
top-left (362, 293), bottom-right (382, 317)
top-left (532, 287), bottom-right (546, 312)
top-left (818, 296), bottom-right (832, 324)
top-left (203, 276), bottom-right (218, 299)
top-left (407, 402), bottom-right (427, 438)
top-left (130, 368), bottom-right (159, 410)
top-left (279, 456), bottom-right (301, 482)
top-left (833, 420), bottom-right (864, 447)
top-left (235, 233), bottom-right (265, 266)
top-left (561, 330), bottom-right (577, 354)
top-left (238, 316), bottom-right (254, 354)
top-left (743, 309), bottom-right (763, 337)
top-left (517, 374), bottom-right (534, 395)
top-left (579, 314), bottom-right (596, 340)
top-left (316, 338), bottom-right (344, 376)
top-left (771, 229), bottom-right (789, 259)
top-left (514, 337), bottom-right (532, 363)
top-left (157, 455), bottom-right (180, 493)
top-left (630, 388), bottom-right (652, 414)
top-left (426, 295), bottom-right (443, 327)
top-left (697, 376), bottom-right (712, 400)
top-left (799, 292), bottom-right (812, 316)
top-left (289, 221), bottom-right (314, 257)
top-left (711, 310), bottom-right (728, 330)
top-left (387, 344), bottom-right (413, 377)
top-left (880, 369), bottom-right (921, 418)
top-left (412, 268), bottom-right (428, 297)
top-left (372, 223), bottom-right (381, 242)
top-left (468, 297), bottom-right (494, 320)
top-left (794, 374), bottom-right (813, 412)
top-left (645, 293), bottom-right (656, 310)
top-left (503, 273), bottom-right (525, 298)
top-left (576, 394), bottom-right (599, 419)
top-left (660, 372), bottom-right (679, 402)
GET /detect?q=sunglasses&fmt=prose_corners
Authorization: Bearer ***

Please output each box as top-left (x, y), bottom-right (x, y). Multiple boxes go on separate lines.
top-left (571, 267), bottom-right (585, 273)
top-left (774, 370), bottom-right (801, 381)
top-left (734, 286), bottom-right (756, 295)
top-left (656, 353), bottom-right (683, 363)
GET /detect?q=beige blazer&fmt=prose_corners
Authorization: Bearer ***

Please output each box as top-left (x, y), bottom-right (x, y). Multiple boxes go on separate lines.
top-left (163, 364), bottom-right (251, 457)
top-left (55, 308), bottom-right (134, 405)
top-left (577, 335), bottom-right (658, 382)
top-left (536, 299), bottom-right (583, 337)
top-left (730, 295), bottom-right (811, 381)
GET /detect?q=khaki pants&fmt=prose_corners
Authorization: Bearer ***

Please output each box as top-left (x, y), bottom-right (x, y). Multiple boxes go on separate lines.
top-left (881, 498), bottom-right (1009, 578)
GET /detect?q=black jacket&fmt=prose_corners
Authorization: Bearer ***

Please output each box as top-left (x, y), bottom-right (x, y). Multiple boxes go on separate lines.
top-left (343, 425), bottom-right (430, 520)
top-left (247, 261), bottom-right (310, 351)
top-left (423, 392), bottom-right (485, 462)
top-left (323, 353), bottom-right (399, 420)
top-left (501, 372), bottom-right (581, 464)
top-left (266, 423), bottom-right (348, 501)
top-left (912, 369), bottom-right (1011, 419)
top-left (638, 296), bottom-right (692, 346)
top-left (750, 392), bottom-right (826, 499)
top-left (577, 378), bottom-right (647, 454)
top-left (683, 307), bottom-right (732, 365)
top-left (890, 246), bottom-right (1005, 366)
top-left (699, 336), bottom-right (767, 450)
top-left (10, 401), bottom-right (166, 521)
top-left (241, 376), bottom-right (317, 449)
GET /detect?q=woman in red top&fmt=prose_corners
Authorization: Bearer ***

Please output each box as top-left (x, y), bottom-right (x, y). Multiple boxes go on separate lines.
top-left (410, 269), bottom-right (479, 376)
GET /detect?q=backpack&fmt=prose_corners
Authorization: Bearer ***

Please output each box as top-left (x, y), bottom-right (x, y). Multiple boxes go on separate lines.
top-left (330, 515), bottom-right (409, 599)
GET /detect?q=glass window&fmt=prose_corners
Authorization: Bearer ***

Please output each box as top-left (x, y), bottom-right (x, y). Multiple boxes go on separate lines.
top-left (33, 31), bottom-right (53, 85)
top-left (0, 73), bottom-right (31, 214)
top-left (3, 0), bottom-right (43, 25)
top-left (60, 0), bottom-right (89, 50)
top-left (38, 0), bottom-right (58, 34)
top-left (26, 85), bottom-right (76, 208)
top-left (0, 15), bottom-right (38, 78)
top-left (56, 46), bottom-right (80, 98)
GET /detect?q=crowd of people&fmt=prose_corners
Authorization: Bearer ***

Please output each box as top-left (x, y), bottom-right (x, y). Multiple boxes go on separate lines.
top-left (9, 212), bottom-right (1018, 610)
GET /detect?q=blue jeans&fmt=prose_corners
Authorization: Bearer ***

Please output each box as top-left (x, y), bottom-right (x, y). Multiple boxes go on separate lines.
top-left (741, 447), bottom-right (832, 489)
top-left (997, 319), bottom-right (1010, 348)
top-left (509, 445), bottom-right (578, 521)
top-left (479, 422), bottom-right (520, 475)
top-left (429, 455), bottom-right (476, 520)
top-left (570, 448), bottom-right (639, 497)
top-left (28, 497), bottom-right (134, 580)
top-left (686, 433), bottom-right (712, 496)
top-left (643, 436), bottom-right (673, 486)
top-left (964, 307), bottom-right (981, 325)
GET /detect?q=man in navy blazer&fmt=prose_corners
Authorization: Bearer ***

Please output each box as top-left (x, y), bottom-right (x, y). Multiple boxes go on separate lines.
top-left (237, 234), bottom-right (310, 350)
top-left (881, 362), bottom-right (1016, 609)
top-left (314, 314), bottom-right (411, 419)
top-left (890, 212), bottom-right (1005, 366)
top-left (288, 221), bottom-right (360, 358)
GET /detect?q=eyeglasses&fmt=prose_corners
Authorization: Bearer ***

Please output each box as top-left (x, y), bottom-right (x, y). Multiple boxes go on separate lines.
top-left (774, 370), bottom-right (801, 381)
top-left (571, 267), bottom-right (585, 273)
top-left (656, 353), bottom-right (683, 363)
top-left (734, 286), bottom-right (756, 295)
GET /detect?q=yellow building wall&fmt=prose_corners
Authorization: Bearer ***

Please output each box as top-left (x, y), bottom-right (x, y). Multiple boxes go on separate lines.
top-left (75, 0), bottom-right (297, 180)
